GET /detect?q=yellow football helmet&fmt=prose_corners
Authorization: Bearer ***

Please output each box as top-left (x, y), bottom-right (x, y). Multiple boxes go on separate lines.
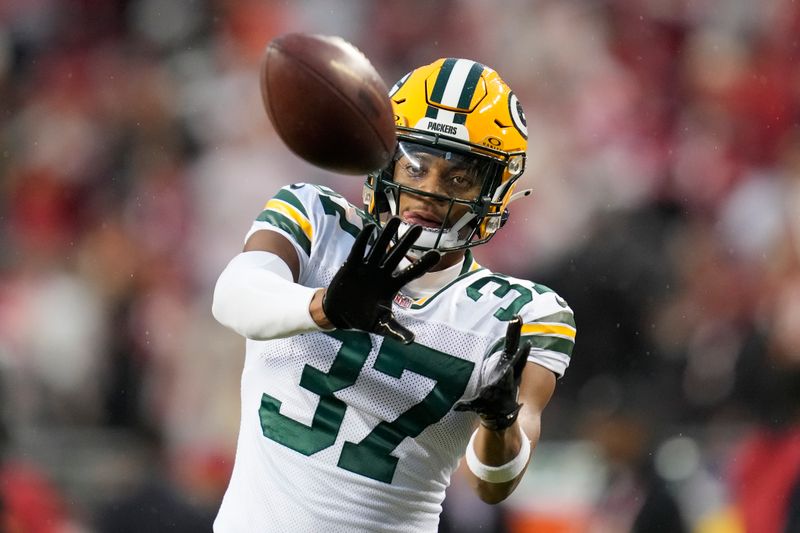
top-left (363, 57), bottom-right (529, 252)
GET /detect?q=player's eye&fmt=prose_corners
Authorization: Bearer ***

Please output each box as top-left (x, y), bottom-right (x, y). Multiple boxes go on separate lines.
top-left (449, 173), bottom-right (477, 189)
top-left (403, 163), bottom-right (425, 178)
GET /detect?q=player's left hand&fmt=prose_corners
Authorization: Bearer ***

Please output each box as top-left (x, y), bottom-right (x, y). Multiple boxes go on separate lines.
top-left (454, 316), bottom-right (530, 430)
top-left (322, 217), bottom-right (440, 344)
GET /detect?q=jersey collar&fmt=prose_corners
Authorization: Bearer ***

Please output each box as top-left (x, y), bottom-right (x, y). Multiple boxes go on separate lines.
top-left (398, 250), bottom-right (480, 299)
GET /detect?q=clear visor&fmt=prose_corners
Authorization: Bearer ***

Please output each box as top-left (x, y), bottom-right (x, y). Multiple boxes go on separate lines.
top-left (392, 141), bottom-right (500, 202)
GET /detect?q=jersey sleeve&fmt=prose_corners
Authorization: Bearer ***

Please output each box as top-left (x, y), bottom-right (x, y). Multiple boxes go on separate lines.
top-left (244, 183), bottom-right (319, 277)
top-left (507, 288), bottom-right (575, 379)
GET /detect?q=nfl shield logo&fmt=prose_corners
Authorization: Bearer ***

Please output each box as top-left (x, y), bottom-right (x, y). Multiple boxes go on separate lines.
top-left (393, 293), bottom-right (413, 309)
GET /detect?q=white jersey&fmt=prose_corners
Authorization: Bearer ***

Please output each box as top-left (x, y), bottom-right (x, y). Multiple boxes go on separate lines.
top-left (214, 184), bottom-right (575, 533)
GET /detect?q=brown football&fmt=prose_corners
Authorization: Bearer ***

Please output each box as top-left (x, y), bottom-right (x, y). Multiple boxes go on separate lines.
top-left (260, 33), bottom-right (396, 175)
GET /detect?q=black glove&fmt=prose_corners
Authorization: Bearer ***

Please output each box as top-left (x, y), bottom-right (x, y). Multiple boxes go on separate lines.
top-left (322, 217), bottom-right (440, 344)
top-left (454, 316), bottom-right (530, 430)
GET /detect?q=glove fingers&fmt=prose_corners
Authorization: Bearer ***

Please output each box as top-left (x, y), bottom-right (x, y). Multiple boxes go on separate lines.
top-left (504, 316), bottom-right (522, 356)
top-left (383, 223), bottom-right (422, 270)
top-left (383, 223), bottom-right (423, 270)
top-left (484, 334), bottom-right (528, 389)
top-left (453, 398), bottom-right (480, 412)
top-left (375, 316), bottom-right (416, 344)
top-left (453, 393), bottom-right (494, 411)
top-left (393, 250), bottom-right (441, 287)
top-left (350, 223), bottom-right (376, 262)
top-left (367, 217), bottom-right (401, 266)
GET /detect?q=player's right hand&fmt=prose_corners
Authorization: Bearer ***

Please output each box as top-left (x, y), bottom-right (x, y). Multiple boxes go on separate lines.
top-left (322, 217), bottom-right (440, 344)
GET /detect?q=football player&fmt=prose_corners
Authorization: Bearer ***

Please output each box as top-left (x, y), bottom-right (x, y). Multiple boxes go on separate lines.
top-left (212, 58), bottom-right (575, 532)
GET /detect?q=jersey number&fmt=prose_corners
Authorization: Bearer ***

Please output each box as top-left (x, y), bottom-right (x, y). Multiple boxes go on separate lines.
top-left (258, 330), bottom-right (474, 483)
top-left (466, 276), bottom-right (533, 319)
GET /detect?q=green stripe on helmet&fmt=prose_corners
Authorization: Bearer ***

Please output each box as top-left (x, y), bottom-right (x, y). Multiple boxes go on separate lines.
top-left (456, 61), bottom-right (484, 109)
top-left (389, 72), bottom-right (411, 97)
top-left (451, 62), bottom-right (484, 125)
top-left (429, 58), bottom-right (457, 104)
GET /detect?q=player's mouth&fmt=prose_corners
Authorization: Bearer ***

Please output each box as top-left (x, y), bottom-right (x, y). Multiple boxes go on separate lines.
top-left (402, 210), bottom-right (443, 228)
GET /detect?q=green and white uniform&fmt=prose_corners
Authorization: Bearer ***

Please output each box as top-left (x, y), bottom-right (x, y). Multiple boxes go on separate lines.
top-left (213, 184), bottom-right (575, 533)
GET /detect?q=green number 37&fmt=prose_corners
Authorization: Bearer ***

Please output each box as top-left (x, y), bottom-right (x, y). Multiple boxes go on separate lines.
top-left (258, 330), bottom-right (474, 483)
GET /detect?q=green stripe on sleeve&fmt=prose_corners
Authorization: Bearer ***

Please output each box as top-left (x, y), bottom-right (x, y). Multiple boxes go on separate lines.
top-left (486, 333), bottom-right (574, 359)
top-left (256, 210), bottom-right (311, 256)
top-left (525, 335), bottom-right (574, 357)
top-left (274, 188), bottom-right (308, 218)
top-left (533, 311), bottom-right (576, 328)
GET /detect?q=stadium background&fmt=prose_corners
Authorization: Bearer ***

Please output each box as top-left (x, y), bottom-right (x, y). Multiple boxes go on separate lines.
top-left (1, 0), bottom-right (799, 531)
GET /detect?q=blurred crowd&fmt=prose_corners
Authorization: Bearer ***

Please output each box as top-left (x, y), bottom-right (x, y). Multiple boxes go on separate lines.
top-left (0, 0), bottom-right (799, 531)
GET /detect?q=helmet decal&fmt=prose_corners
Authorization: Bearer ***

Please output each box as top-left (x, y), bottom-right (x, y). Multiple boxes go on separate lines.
top-left (413, 117), bottom-right (470, 141)
top-left (508, 92), bottom-right (528, 139)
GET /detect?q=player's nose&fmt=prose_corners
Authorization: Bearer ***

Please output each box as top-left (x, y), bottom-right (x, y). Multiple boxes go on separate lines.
top-left (415, 170), bottom-right (448, 198)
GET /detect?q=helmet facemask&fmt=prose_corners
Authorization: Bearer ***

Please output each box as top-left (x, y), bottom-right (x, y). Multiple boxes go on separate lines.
top-left (363, 130), bottom-right (525, 254)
